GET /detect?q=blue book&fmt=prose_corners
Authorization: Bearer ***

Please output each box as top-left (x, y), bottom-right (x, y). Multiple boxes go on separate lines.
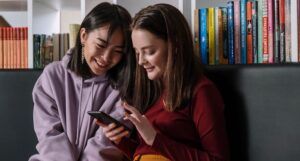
top-left (240, 0), bottom-right (247, 64)
top-left (222, 7), bottom-right (228, 60)
top-left (200, 8), bottom-right (208, 65)
top-left (227, 2), bottom-right (235, 64)
top-left (252, 1), bottom-right (258, 64)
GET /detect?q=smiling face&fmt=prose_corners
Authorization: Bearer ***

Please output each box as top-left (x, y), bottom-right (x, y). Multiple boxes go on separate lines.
top-left (80, 25), bottom-right (124, 76)
top-left (132, 29), bottom-right (168, 80)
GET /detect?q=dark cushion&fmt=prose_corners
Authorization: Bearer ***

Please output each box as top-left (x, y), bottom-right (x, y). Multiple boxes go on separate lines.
top-left (0, 70), bottom-right (41, 161)
top-left (205, 64), bottom-right (300, 161)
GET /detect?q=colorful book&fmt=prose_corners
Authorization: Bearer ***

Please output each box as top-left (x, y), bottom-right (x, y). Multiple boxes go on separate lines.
top-left (240, 0), bottom-right (247, 64)
top-left (279, 0), bottom-right (285, 63)
top-left (268, 0), bottom-right (274, 63)
top-left (285, 0), bottom-right (291, 62)
top-left (222, 7), bottom-right (228, 64)
top-left (215, 7), bottom-right (220, 64)
top-left (247, 2), bottom-right (253, 64)
top-left (257, 0), bottom-right (264, 63)
top-left (208, 8), bottom-right (215, 65)
top-left (194, 9), bottom-right (200, 59)
top-left (200, 8), bottom-right (208, 65)
top-left (228, 1), bottom-right (235, 64)
top-left (273, 0), bottom-right (280, 63)
top-left (291, 0), bottom-right (298, 62)
top-left (262, 0), bottom-right (269, 63)
top-left (234, 0), bottom-right (241, 64)
top-left (252, 1), bottom-right (258, 64)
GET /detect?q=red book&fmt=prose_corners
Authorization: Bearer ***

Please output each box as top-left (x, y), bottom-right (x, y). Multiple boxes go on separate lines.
top-left (268, 0), bottom-right (274, 63)
top-left (0, 28), bottom-right (3, 68)
top-left (279, 0), bottom-right (285, 63)
top-left (247, 2), bottom-right (253, 64)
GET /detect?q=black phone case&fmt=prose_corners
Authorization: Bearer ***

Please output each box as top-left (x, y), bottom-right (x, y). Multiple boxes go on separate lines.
top-left (87, 111), bottom-right (131, 132)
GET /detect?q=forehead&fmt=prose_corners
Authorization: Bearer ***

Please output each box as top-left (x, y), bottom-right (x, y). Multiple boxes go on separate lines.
top-left (90, 25), bottom-right (124, 44)
top-left (132, 29), bottom-right (162, 47)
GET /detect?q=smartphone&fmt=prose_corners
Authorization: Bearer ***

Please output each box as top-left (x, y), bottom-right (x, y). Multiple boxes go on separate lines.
top-left (87, 111), bottom-right (132, 132)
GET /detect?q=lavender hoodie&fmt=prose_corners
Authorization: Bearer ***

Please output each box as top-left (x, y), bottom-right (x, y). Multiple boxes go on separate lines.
top-left (29, 51), bottom-right (127, 161)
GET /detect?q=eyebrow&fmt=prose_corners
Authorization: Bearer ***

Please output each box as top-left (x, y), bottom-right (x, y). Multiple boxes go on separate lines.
top-left (97, 37), bottom-right (124, 48)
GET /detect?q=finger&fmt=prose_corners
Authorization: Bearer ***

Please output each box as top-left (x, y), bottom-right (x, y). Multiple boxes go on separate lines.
top-left (122, 102), bottom-right (142, 117)
top-left (124, 115), bottom-right (140, 127)
top-left (110, 130), bottom-right (129, 141)
top-left (106, 126), bottom-right (125, 138)
top-left (102, 123), bottom-right (116, 133)
top-left (96, 120), bottom-right (107, 127)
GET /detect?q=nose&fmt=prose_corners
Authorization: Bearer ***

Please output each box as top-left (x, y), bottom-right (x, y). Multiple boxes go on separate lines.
top-left (101, 49), bottom-right (112, 62)
top-left (138, 53), bottom-right (146, 65)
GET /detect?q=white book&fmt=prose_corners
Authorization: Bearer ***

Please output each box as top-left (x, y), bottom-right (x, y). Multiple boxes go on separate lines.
top-left (291, 0), bottom-right (298, 62)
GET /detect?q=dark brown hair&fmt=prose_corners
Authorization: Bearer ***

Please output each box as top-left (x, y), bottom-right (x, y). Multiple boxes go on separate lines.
top-left (129, 4), bottom-right (203, 112)
top-left (68, 2), bottom-right (135, 98)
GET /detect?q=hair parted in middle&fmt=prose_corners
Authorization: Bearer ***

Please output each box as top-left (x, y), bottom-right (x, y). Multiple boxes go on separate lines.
top-left (128, 3), bottom-right (203, 112)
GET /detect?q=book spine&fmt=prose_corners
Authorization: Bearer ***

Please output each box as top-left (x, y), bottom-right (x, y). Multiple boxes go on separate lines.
top-left (279, 0), bottom-right (285, 63)
top-left (0, 28), bottom-right (2, 68)
top-left (262, 0), bottom-right (269, 63)
top-left (298, 0), bottom-right (300, 62)
top-left (234, 0), bottom-right (241, 64)
top-left (194, 9), bottom-right (200, 59)
top-left (268, 0), bottom-right (274, 63)
top-left (215, 7), bottom-right (220, 65)
top-left (252, 1), bottom-right (258, 64)
top-left (208, 8), bottom-right (215, 65)
top-left (285, 0), bottom-right (291, 62)
top-left (258, 0), bottom-right (264, 63)
top-left (222, 7), bottom-right (229, 64)
top-left (200, 8), bottom-right (208, 65)
top-left (218, 8), bottom-right (225, 64)
top-left (247, 2), bottom-right (253, 64)
top-left (273, 0), bottom-right (280, 63)
top-left (24, 27), bottom-right (28, 68)
top-left (240, 0), bottom-right (247, 64)
top-left (228, 1), bottom-right (235, 64)
top-left (291, 0), bottom-right (298, 62)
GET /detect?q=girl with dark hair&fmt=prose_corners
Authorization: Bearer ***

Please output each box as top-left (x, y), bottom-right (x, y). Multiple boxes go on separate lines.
top-left (29, 2), bottom-right (134, 161)
top-left (98, 3), bottom-right (229, 161)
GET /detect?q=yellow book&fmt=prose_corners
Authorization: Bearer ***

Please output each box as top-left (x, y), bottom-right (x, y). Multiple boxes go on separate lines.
top-left (208, 8), bottom-right (215, 65)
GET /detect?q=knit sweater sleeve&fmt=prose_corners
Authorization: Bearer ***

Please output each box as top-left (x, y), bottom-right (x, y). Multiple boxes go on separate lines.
top-left (151, 81), bottom-right (229, 161)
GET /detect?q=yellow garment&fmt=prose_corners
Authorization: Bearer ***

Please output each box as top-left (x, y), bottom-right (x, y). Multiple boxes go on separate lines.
top-left (133, 154), bottom-right (170, 161)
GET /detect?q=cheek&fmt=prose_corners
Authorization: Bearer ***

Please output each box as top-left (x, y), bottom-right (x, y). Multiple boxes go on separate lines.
top-left (111, 54), bottom-right (122, 65)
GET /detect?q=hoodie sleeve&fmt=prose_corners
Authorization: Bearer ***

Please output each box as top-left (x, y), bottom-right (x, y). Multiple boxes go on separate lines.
top-left (80, 93), bottom-right (131, 161)
top-left (29, 71), bottom-right (77, 161)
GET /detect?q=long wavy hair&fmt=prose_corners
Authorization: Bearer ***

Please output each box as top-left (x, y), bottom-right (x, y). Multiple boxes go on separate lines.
top-left (128, 4), bottom-right (203, 112)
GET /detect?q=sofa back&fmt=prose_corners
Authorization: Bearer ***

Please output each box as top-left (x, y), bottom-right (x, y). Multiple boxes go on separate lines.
top-left (205, 64), bottom-right (300, 161)
top-left (0, 70), bottom-right (41, 161)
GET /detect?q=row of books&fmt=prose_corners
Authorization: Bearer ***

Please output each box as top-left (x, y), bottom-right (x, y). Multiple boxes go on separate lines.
top-left (33, 33), bottom-right (69, 69)
top-left (0, 27), bottom-right (28, 69)
top-left (194, 0), bottom-right (300, 65)
top-left (33, 24), bottom-right (80, 69)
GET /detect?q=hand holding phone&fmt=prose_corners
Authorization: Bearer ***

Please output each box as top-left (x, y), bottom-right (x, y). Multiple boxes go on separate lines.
top-left (87, 111), bottom-right (131, 133)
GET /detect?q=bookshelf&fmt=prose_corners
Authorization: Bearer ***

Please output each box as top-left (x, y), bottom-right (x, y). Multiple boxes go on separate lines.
top-left (1, 0), bottom-right (191, 69)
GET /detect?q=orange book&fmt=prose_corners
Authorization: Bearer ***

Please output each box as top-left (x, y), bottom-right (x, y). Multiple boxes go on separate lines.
top-left (247, 2), bottom-right (253, 64)
top-left (3, 28), bottom-right (8, 68)
top-left (24, 27), bottom-right (28, 68)
top-left (12, 27), bottom-right (16, 68)
top-left (16, 27), bottom-right (21, 68)
top-left (8, 28), bottom-right (12, 69)
top-left (0, 28), bottom-right (3, 68)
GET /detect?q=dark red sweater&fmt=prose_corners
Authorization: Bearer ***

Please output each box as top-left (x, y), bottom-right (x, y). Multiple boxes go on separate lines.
top-left (118, 76), bottom-right (229, 161)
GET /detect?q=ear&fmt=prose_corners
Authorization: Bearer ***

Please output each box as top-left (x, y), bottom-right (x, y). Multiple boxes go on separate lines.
top-left (80, 28), bottom-right (87, 44)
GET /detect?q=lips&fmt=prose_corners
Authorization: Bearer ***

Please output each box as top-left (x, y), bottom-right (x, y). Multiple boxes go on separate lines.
top-left (95, 58), bottom-right (108, 68)
top-left (144, 66), bottom-right (154, 72)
